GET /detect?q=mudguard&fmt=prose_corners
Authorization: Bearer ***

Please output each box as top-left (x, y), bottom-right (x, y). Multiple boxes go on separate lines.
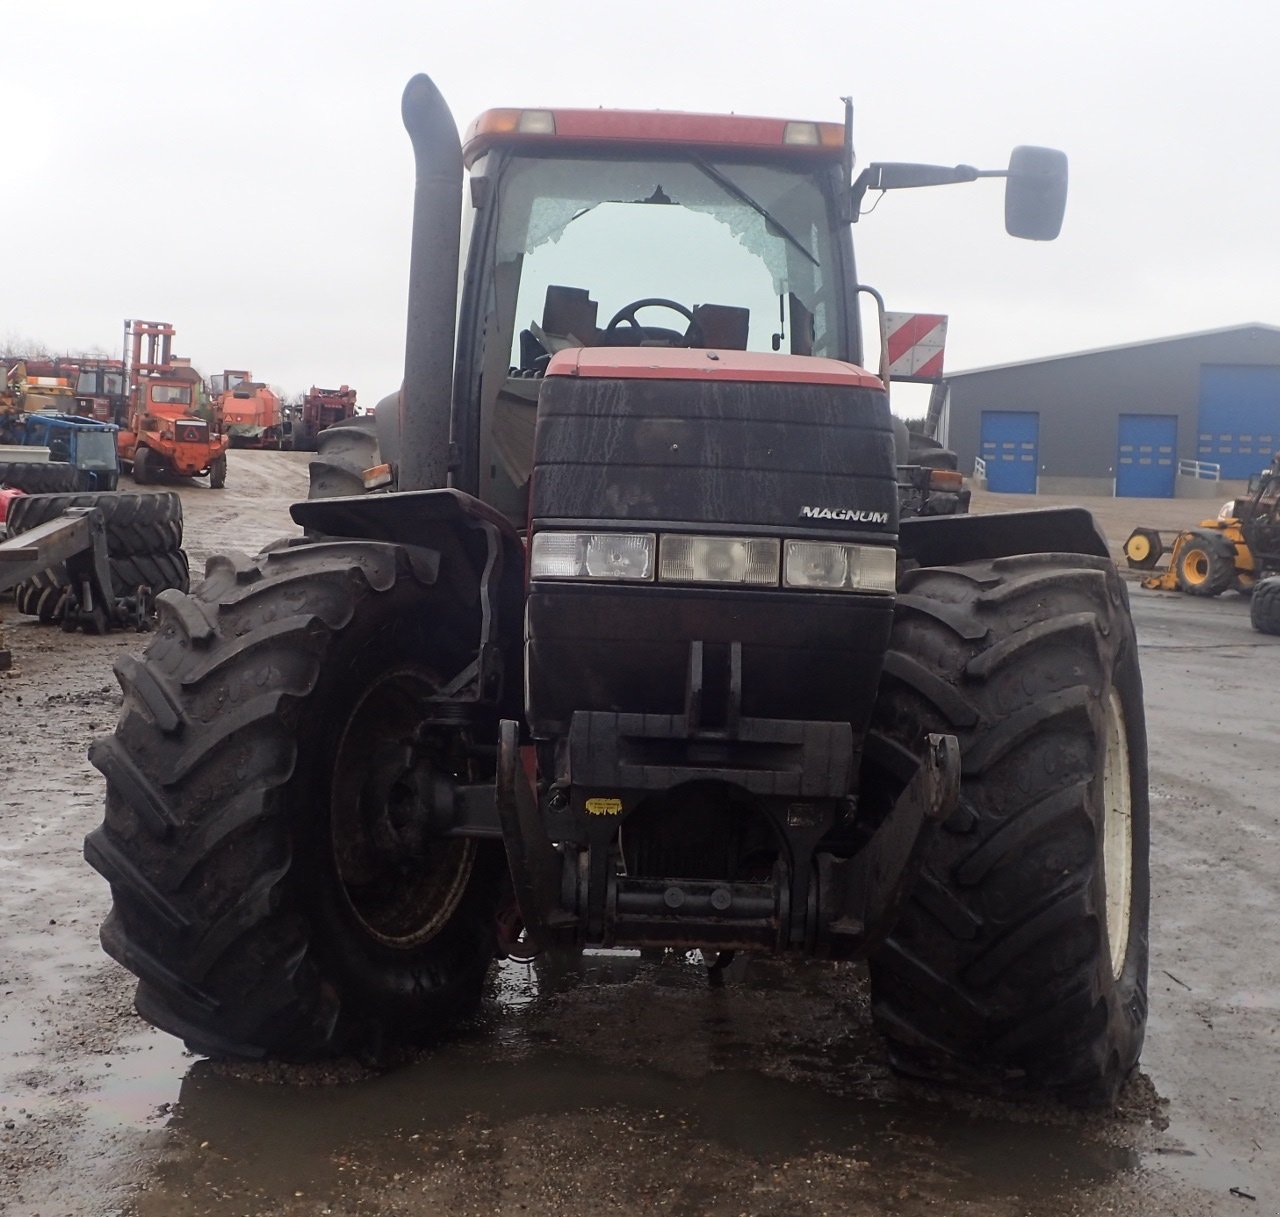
top-left (899, 506), bottom-right (1110, 567)
top-left (291, 487), bottom-right (525, 712)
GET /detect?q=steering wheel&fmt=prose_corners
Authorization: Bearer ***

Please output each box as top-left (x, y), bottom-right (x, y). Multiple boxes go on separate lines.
top-left (604, 298), bottom-right (701, 346)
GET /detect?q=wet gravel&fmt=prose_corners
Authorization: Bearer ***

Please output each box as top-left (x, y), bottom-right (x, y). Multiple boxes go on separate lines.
top-left (1, 454), bottom-right (1276, 1216)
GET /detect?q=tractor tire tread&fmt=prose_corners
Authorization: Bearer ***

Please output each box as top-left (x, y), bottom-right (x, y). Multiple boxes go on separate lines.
top-left (867, 552), bottom-right (1149, 1106)
top-left (85, 540), bottom-right (487, 1060)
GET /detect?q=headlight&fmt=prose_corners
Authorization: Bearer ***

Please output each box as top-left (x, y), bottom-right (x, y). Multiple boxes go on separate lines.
top-left (783, 540), bottom-right (896, 593)
top-left (529, 530), bottom-right (895, 593)
top-left (658, 534), bottom-right (780, 586)
top-left (529, 531), bottom-right (655, 581)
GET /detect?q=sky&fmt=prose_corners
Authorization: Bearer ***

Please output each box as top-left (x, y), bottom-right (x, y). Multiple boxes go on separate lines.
top-left (4, 0), bottom-right (1278, 415)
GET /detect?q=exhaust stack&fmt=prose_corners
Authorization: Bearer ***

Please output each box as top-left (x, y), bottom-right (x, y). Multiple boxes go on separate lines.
top-left (399, 73), bottom-right (463, 492)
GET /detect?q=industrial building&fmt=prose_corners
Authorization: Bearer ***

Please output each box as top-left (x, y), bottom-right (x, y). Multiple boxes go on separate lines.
top-left (941, 324), bottom-right (1280, 497)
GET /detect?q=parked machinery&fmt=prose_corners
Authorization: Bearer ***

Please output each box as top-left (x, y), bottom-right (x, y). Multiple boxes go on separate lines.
top-left (1, 359), bottom-right (80, 436)
top-left (1124, 456), bottom-right (1280, 597)
top-left (0, 412), bottom-right (120, 492)
top-left (286, 384), bottom-right (358, 450)
top-left (73, 359), bottom-right (129, 423)
top-left (115, 320), bottom-right (229, 488)
top-left (0, 489), bottom-right (187, 629)
top-left (87, 76), bottom-right (1149, 1106)
top-left (212, 370), bottom-right (284, 449)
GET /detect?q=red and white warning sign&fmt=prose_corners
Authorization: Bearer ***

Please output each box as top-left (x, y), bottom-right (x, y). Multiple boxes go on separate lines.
top-left (884, 312), bottom-right (948, 382)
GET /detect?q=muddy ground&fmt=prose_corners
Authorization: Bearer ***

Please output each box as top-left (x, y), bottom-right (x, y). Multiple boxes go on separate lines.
top-left (1, 453), bottom-right (1276, 1216)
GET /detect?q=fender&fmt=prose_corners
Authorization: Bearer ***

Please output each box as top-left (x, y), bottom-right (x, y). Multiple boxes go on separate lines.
top-left (291, 488), bottom-right (525, 713)
top-left (899, 506), bottom-right (1110, 567)
top-left (1182, 525), bottom-right (1239, 561)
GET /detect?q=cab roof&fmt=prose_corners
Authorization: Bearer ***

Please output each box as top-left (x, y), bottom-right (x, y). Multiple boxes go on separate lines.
top-left (462, 107), bottom-right (844, 168)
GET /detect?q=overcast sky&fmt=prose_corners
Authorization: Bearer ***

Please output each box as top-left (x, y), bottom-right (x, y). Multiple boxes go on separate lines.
top-left (5, 0), bottom-right (1277, 413)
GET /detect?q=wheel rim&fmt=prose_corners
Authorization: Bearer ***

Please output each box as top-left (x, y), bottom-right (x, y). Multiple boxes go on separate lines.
top-left (1101, 687), bottom-right (1133, 980)
top-left (1125, 534), bottom-right (1151, 564)
top-left (330, 667), bottom-right (475, 949)
top-left (1181, 548), bottom-right (1210, 584)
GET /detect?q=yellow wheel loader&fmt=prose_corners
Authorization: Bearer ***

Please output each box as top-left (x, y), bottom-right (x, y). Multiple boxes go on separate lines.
top-left (1124, 458), bottom-right (1280, 597)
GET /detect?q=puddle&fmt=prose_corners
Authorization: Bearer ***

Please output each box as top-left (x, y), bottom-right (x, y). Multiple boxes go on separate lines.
top-left (120, 953), bottom-right (1149, 1214)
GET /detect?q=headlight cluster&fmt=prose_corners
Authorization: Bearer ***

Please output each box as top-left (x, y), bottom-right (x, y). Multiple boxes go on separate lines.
top-left (529, 531), bottom-right (895, 593)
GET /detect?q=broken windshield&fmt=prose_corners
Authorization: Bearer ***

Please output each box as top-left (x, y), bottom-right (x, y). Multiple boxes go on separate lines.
top-left (492, 153), bottom-right (843, 365)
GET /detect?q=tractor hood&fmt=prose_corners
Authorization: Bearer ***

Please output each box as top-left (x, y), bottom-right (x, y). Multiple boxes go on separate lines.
top-left (544, 348), bottom-right (884, 388)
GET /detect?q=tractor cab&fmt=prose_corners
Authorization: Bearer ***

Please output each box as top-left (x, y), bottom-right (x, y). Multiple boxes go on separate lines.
top-left (74, 363), bottom-right (128, 423)
top-left (454, 110), bottom-right (856, 524)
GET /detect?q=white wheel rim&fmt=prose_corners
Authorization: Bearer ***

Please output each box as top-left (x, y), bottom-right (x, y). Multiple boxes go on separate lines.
top-left (1102, 688), bottom-right (1133, 980)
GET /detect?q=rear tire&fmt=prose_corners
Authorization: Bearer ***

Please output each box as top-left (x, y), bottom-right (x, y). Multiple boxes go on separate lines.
top-left (867, 553), bottom-right (1149, 1106)
top-left (86, 541), bottom-right (503, 1060)
top-left (1251, 575), bottom-right (1280, 635)
top-left (209, 455), bottom-right (227, 489)
top-left (1174, 533), bottom-right (1234, 596)
top-left (309, 416), bottom-right (389, 499)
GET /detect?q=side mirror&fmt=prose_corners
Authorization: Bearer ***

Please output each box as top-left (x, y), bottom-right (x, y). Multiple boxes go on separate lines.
top-left (1004, 146), bottom-right (1068, 241)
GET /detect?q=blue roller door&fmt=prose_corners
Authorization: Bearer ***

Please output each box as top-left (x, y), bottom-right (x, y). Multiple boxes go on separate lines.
top-left (1197, 365), bottom-right (1280, 479)
top-left (1116, 414), bottom-right (1176, 497)
top-left (979, 411), bottom-right (1039, 493)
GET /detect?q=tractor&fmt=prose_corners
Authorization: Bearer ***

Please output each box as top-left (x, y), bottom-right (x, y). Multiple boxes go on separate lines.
top-left (1, 411), bottom-right (121, 491)
top-left (86, 74), bottom-right (1149, 1105)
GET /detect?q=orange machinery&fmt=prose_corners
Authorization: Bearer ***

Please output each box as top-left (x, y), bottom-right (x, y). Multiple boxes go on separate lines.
top-left (73, 359), bottom-right (129, 423)
top-left (286, 384), bottom-right (357, 450)
top-left (213, 370), bottom-right (284, 449)
top-left (117, 320), bottom-right (229, 488)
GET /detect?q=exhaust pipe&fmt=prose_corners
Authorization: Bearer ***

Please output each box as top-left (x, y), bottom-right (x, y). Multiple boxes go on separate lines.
top-left (399, 73), bottom-right (463, 492)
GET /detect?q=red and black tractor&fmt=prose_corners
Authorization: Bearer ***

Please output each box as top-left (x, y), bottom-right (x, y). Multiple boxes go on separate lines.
top-left (87, 75), bottom-right (1149, 1105)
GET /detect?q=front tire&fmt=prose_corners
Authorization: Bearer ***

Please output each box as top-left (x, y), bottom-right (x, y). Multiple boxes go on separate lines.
top-left (867, 553), bottom-right (1149, 1105)
top-left (133, 446), bottom-right (154, 485)
top-left (86, 541), bottom-right (503, 1060)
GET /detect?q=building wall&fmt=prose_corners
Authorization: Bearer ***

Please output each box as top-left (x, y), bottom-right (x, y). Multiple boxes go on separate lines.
top-left (945, 327), bottom-right (1280, 493)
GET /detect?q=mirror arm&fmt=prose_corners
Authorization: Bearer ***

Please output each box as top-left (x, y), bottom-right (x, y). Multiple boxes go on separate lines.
top-left (849, 162), bottom-right (1006, 222)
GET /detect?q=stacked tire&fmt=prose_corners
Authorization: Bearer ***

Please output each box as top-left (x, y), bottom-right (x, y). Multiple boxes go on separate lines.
top-left (0, 461), bottom-right (82, 495)
top-left (7, 491), bottom-right (189, 623)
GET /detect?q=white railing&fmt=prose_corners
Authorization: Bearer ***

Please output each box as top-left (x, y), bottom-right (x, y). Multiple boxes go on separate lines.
top-left (973, 456), bottom-right (987, 481)
top-left (1178, 459), bottom-right (1220, 481)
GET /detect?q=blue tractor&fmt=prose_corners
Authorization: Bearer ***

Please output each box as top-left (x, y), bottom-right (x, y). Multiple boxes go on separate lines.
top-left (0, 412), bottom-right (120, 492)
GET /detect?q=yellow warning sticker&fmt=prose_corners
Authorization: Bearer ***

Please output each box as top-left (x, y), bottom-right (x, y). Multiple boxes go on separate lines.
top-left (584, 797), bottom-right (623, 816)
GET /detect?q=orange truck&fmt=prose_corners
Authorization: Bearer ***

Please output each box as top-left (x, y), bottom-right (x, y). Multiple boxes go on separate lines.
top-left (212, 370), bottom-right (284, 449)
top-left (117, 320), bottom-right (228, 488)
